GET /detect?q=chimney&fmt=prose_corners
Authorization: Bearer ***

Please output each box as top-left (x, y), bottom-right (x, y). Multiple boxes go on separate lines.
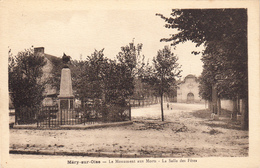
top-left (129, 43), bottom-right (134, 49)
top-left (34, 47), bottom-right (44, 56)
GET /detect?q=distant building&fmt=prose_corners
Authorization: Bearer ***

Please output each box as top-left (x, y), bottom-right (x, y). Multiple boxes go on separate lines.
top-left (9, 47), bottom-right (60, 109)
top-left (177, 74), bottom-right (203, 103)
top-left (34, 47), bottom-right (61, 106)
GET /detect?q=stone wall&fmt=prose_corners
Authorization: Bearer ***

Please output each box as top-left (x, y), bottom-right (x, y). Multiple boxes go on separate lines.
top-left (220, 99), bottom-right (233, 111)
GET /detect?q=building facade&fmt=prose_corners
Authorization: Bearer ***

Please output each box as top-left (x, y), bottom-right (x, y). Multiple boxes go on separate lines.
top-left (177, 74), bottom-right (203, 103)
top-left (34, 47), bottom-right (60, 106)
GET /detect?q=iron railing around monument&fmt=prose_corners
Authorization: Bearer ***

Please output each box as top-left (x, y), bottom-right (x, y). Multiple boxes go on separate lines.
top-left (36, 104), bottom-right (131, 128)
top-left (15, 106), bottom-right (39, 125)
top-left (13, 104), bottom-right (131, 128)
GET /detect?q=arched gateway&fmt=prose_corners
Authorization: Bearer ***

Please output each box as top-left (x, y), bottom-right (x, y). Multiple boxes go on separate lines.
top-left (187, 92), bottom-right (194, 103)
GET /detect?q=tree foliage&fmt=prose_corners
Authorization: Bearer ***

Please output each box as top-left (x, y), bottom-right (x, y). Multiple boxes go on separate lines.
top-left (116, 42), bottom-right (145, 101)
top-left (142, 46), bottom-right (182, 94)
top-left (81, 49), bottom-right (108, 100)
top-left (103, 60), bottom-right (132, 106)
top-left (8, 47), bottom-right (47, 123)
top-left (117, 42), bottom-right (144, 77)
top-left (157, 9), bottom-right (248, 99)
top-left (156, 9), bottom-right (247, 47)
top-left (71, 45), bottom-right (143, 121)
top-left (157, 9), bottom-right (248, 129)
top-left (141, 46), bottom-right (182, 121)
top-left (47, 56), bottom-right (63, 92)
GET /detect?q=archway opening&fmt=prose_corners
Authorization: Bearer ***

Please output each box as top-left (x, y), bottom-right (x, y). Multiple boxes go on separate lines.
top-left (187, 92), bottom-right (194, 104)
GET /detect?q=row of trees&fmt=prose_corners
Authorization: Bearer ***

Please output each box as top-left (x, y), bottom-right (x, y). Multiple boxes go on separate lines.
top-left (157, 9), bottom-right (248, 129)
top-left (67, 44), bottom-right (181, 121)
top-left (9, 43), bottom-right (182, 122)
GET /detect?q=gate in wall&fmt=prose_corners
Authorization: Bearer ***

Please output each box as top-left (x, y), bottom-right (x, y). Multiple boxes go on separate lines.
top-left (187, 92), bottom-right (194, 104)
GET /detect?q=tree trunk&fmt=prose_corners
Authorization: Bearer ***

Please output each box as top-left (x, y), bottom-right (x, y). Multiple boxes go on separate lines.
top-left (128, 98), bottom-right (131, 121)
top-left (217, 98), bottom-right (221, 115)
top-left (161, 93), bottom-right (164, 121)
top-left (241, 98), bottom-right (248, 130)
top-left (81, 98), bottom-right (86, 114)
top-left (81, 99), bottom-right (84, 109)
top-left (232, 98), bottom-right (238, 120)
top-left (15, 107), bottom-right (18, 125)
top-left (208, 100), bottom-right (212, 110)
top-left (212, 84), bottom-right (218, 114)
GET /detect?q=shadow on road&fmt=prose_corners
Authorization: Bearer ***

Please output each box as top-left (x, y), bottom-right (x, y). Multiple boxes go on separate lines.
top-left (191, 109), bottom-right (243, 130)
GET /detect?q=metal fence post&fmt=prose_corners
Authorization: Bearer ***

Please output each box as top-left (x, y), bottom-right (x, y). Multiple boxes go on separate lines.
top-left (48, 107), bottom-right (50, 128)
top-left (129, 104), bottom-right (131, 121)
top-left (60, 109), bottom-right (62, 125)
top-left (37, 108), bottom-right (39, 127)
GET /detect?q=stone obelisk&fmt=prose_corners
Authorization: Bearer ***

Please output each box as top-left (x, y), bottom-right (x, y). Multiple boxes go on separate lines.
top-left (57, 53), bottom-right (74, 124)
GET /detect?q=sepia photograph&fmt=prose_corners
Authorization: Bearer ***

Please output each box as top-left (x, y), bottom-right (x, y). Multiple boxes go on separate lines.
top-left (1, 0), bottom-right (259, 168)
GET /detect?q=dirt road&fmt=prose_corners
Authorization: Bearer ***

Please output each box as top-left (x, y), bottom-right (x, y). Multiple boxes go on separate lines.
top-left (10, 103), bottom-right (248, 157)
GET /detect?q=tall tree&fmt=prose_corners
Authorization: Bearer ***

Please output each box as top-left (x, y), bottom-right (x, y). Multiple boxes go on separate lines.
top-left (70, 59), bottom-right (87, 105)
top-left (83, 49), bottom-right (108, 101)
top-left (157, 9), bottom-right (248, 129)
top-left (142, 46), bottom-right (182, 121)
top-left (8, 47), bottom-right (47, 124)
top-left (116, 42), bottom-right (146, 104)
top-left (47, 55), bottom-right (63, 92)
top-left (72, 48), bottom-right (138, 121)
top-left (71, 49), bottom-right (109, 116)
top-left (117, 42), bottom-right (144, 77)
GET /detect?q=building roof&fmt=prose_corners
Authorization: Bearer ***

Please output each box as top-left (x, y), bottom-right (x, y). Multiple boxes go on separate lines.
top-left (185, 74), bottom-right (196, 79)
top-left (34, 47), bottom-right (61, 63)
top-left (178, 74), bottom-right (198, 84)
top-left (45, 54), bottom-right (61, 63)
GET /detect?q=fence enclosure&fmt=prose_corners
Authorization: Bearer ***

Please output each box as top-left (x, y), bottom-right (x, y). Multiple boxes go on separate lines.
top-left (15, 104), bottom-right (131, 128)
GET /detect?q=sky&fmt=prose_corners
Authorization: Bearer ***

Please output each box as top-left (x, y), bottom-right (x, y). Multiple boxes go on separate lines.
top-left (4, 1), bottom-right (204, 79)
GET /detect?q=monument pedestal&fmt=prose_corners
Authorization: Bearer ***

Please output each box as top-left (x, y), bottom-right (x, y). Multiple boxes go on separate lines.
top-left (57, 68), bottom-right (74, 124)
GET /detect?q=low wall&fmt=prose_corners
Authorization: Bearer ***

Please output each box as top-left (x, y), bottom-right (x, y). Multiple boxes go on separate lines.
top-left (221, 99), bottom-right (233, 111)
top-left (12, 121), bottom-right (133, 130)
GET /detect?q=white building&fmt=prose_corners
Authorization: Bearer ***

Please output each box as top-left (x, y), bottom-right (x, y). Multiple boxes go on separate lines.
top-left (177, 74), bottom-right (203, 103)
